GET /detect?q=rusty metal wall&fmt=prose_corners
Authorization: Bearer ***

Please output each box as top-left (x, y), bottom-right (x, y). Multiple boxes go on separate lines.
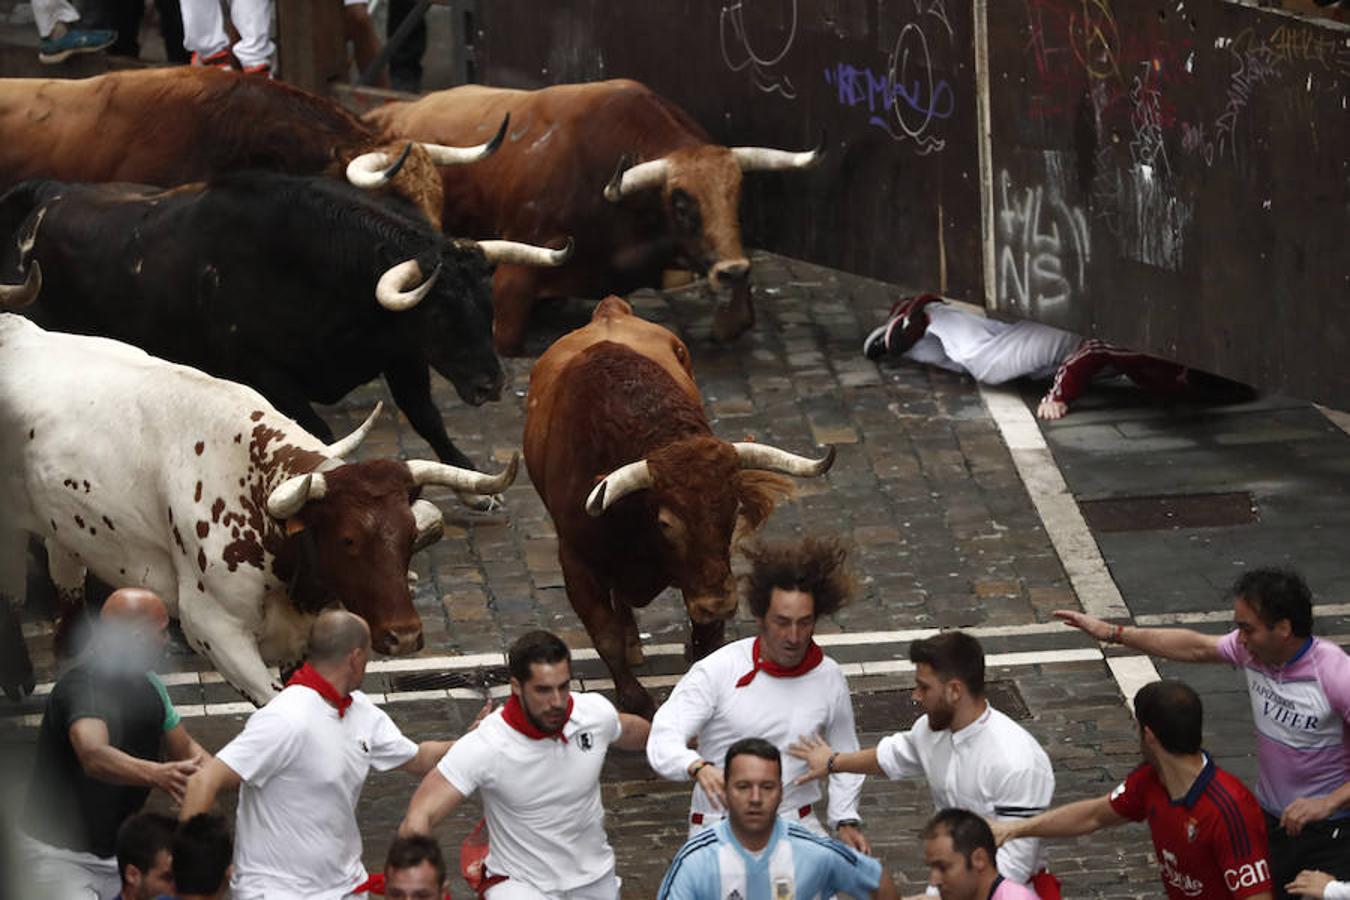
top-left (474, 2), bottom-right (1350, 405)
top-left (474, 1), bottom-right (984, 304)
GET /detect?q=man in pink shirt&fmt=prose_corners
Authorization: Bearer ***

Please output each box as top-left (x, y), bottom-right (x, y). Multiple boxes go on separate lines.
top-left (923, 809), bottom-right (1037, 900)
top-left (1056, 568), bottom-right (1350, 898)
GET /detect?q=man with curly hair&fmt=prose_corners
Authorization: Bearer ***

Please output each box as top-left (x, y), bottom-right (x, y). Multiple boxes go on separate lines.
top-left (647, 535), bottom-right (872, 853)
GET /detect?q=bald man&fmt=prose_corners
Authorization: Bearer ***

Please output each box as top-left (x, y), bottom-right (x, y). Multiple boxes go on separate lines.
top-left (180, 610), bottom-right (457, 900)
top-left (20, 588), bottom-right (208, 900)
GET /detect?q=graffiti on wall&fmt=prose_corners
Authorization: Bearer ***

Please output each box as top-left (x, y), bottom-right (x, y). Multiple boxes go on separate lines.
top-left (720, 0), bottom-right (800, 98)
top-left (997, 157), bottom-right (1091, 314)
top-left (822, 0), bottom-right (957, 154)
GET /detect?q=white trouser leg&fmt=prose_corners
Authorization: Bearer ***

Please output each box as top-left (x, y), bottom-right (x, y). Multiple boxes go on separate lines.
top-left (31, 0), bottom-right (80, 37)
top-left (179, 0), bottom-right (229, 58)
top-left (226, 0), bottom-right (275, 67)
top-left (484, 869), bottom-right (620, 900)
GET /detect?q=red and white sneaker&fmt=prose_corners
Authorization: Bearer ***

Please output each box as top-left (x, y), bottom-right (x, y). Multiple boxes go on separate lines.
top-left (863, 293), bottom-right (944, 359)
top-left (190, 49), bottom-right (235, 70)
top-left (240, 63), bottom-right (273, 79)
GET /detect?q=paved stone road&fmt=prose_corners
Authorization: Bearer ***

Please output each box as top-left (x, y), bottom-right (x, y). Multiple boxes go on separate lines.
top-left (9, 249), bottom-right (1348, 898)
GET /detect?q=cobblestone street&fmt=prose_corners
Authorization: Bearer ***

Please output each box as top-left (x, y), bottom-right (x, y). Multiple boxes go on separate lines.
top-left (5, 250), bottom-right (1348, 897)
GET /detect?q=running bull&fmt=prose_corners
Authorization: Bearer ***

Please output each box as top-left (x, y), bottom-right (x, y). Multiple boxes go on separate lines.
top-left (522, 296), bottom-right (834, 717)
top-left (0, 67), bottom-right (509, 225)
top-left (0, 313), bottom-right (519, 704)
top-left (363, 79), bottom-right (822, 355)
top-left (0, 173), bottom-right (567, 493)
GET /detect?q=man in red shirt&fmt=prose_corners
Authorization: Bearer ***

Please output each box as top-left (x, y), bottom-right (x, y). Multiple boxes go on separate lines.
top-left (992, 680), bottom-right (1272, 900)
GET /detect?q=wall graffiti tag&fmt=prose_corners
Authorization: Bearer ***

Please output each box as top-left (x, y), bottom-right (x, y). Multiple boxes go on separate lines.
top-left (822, 0), bottom-right (957, 154)
top-left (720, 0), bottom-right (799, 98)
top-left (997, 167), bottom-right (1091, 314)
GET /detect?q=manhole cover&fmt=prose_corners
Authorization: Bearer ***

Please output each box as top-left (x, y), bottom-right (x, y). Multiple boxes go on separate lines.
top-left (391, 666), bottom-right (511, 694)
top-left (853, 680), bottom-right (1029, 732)
top-left (1079, 492), bottom-right (1257, 532)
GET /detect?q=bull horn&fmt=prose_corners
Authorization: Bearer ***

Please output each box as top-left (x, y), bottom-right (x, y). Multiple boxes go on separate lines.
top-left (421, 113), bottom-right (509, 165)
top-left (585, 459), bottom-right (653, 516)
top-left (324, 401), bottom-right (383, 459)
top-left (733, 442), bottom-right (836, 477)
top-left (731, 132), bottom-right (826, 172)
top-left (406, 452), bottom-right (520, 495)
top-left (603, 156), bottom-right (669, 202)
top-left (410, 498), bottom-right (444, 553)
top-left (266, 471), bottom-right (328, 519)
top-left (0, 260), bottom-right (41, 308)
top-left (476, 238), bottom-right (573, 267)
top-left (376, 259), bottom-right (442, 311)
top-left (346, 142), bottom-right (415, 189)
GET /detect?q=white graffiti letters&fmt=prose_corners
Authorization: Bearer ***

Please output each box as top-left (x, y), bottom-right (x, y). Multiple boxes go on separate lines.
top-left (997, 169), bottom-right (1090, 314)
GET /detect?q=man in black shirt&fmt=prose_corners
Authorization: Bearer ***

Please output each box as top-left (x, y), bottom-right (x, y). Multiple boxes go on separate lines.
top-left (20, 588), bottom-right (207, 900)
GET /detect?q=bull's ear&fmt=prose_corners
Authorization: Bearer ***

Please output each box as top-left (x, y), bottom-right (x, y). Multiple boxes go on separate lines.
top-left (285, 517), bottom-right (307, 536)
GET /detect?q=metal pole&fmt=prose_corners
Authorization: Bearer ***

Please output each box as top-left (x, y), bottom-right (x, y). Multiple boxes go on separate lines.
top-left (359, 0), bottom-right (434, 87)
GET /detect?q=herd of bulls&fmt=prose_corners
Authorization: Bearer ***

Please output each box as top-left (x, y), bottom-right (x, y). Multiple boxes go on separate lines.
top-left (0, 67), bottom-right (831, 717)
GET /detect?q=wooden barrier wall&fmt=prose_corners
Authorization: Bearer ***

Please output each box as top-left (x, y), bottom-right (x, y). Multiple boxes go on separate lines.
top-left (475, 2), bottom-right (1350, 405)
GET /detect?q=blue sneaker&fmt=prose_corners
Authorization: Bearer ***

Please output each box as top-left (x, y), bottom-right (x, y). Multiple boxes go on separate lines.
top-left (39, 29), bottom-right (117, 64)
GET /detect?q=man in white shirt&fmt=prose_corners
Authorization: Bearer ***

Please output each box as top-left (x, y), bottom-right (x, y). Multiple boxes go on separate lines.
top-left (179, 610), bottom-right (456, 900)
top-left (399, 630), bottom-right (651, 899)
top-left (647, 535), bottom-right (870, 852)
top-left (791, 631), bottom-right (1058, 898)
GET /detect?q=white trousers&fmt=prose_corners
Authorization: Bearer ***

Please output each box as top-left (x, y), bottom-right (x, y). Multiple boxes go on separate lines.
top-left (32, 0), bottom-right (80, 37)
top-left (20, 831), bottom-right (121, 900)
top-left (905, 304), bottom-right (1083, 385)
top-left (180, 0), bottom-right (275, 67)
top-left (484, 868), bottom-right (620, 900)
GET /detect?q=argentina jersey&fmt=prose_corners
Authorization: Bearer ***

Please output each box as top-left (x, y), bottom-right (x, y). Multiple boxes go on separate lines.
top-left (658, 819), bottom-right (883, 900)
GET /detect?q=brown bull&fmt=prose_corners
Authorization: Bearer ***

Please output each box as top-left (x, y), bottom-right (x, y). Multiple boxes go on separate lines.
top-left (0, 67), bottom-right (505, 225)
top-left (522, 296), bottom-right (834, 717)
top-left (363, 79), bottom-right (821, 355)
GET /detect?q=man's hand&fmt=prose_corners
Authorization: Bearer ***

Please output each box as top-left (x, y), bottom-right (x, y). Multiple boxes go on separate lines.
top-left (690, 760), bottom-right (726, 810)
top-left (836, 824), bottom-right (871, 854)
top-left (989, 819), bottom-right (1018, 847)
top-left (1053, 609), bottom-right (1115, 642)
top-left (788, 733), bottom-right (835, 785)
top-left (1037, 398), bottom-right (1069, 420)
top-left (154, 759), bottom-right (201, 804)
top-left (1286, 870), bottom-right (1336, 898)
top-left (1281, 796), bottom-right (1337, 836)
top-left (468, 698), bottom-right (494, 731)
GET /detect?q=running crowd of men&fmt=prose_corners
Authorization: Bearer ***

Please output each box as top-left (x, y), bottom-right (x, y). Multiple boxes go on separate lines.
top-left (13, 535), bottom-right (1350, 899)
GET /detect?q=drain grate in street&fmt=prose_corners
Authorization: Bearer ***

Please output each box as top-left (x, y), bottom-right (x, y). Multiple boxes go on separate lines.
top-left (853, 681), bottom-right (1029, 732)
top-left (1079, 492), bottom-right (1258, 532)
top-left (391, 666), bottom-right (511, 694)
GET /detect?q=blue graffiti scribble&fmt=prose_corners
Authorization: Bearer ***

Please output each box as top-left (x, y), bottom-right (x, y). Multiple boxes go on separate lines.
top-left (824, 62), bottom-right (955, 122)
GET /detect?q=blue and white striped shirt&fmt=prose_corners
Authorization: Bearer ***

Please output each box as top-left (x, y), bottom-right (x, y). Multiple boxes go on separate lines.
top-left (658, 818), bottom-right (883, 900)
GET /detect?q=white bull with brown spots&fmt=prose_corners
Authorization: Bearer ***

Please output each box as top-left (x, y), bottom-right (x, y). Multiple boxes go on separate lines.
top-left (0, 314), bottom-right (517, 704)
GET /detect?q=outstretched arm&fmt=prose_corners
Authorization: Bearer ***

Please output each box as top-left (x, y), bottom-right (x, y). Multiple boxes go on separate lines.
top-left (991, 796), bottom-right (1126, 845)
top-left (179, 757), bottom-right (243, 819)
top-left (1054, 610), bottom-right (1223, 663)
top-left (400, 768), bottom-right (467, 837)
top-left (70, 718), bottom-right (202, 804)
top-left (615, 712), bottom-right (651, 751)
top-left (789, 734), bottom-right (886, 783)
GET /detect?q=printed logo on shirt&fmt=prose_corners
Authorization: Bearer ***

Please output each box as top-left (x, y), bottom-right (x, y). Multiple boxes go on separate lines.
top-left (1225, 860), bottom-right (1270, 892)
top-left (773, 877), bottom-right (795, 899)
top-left (726, 890), bottom-right (743, 900)
top-left (1160, 848), bottom-right (1205, 897)
top-left (1110, 782), bottom-right (1126, 801)
top-left (359, 739), bottom-right (369, 754)
top-left (1185, 818), bottom-right (1198, 843)
top-left (577, 731), bottom-right (595, 751)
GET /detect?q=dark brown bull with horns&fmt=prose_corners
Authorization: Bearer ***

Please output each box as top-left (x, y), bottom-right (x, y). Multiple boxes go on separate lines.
top-left (522, 296), bottom-right (834, 717)
top-left (363, 79), bottom-right (822, 354)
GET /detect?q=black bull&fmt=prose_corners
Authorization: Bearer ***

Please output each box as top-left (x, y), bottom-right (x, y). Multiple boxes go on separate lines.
top-left (0, 173), bottom-right (543, 474)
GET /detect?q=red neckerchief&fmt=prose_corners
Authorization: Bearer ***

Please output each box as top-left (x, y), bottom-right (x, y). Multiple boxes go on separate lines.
top-left (501, 694), bottom-right (572, 742)
top-left (286, 662), bottom-right (352, 718)
top-left (735, 637), bottom-right (824, 688)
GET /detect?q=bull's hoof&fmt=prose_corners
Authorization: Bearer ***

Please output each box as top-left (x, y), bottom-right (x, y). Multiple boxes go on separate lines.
top-left (711, 304), bottom-right (754, 343)
top-left (456, 491), bottom-right (504, 512)
top-left (616, 684), bottom-right (656, 720)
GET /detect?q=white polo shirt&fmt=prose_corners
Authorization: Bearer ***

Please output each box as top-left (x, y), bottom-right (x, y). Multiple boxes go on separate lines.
top-left (437, 691), bottom-right (621, 893)
top-left (647, 637), bottom-right (864, 832)
top-left (876, 704), bottom-right (1054, 883)
top-left (217, 686), bottom-right (418, 900)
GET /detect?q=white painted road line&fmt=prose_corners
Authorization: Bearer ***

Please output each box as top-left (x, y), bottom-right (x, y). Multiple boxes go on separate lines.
top-left (1136, 602), bottom-right (1350, 627)
top-left (978, 384), bottom-right (1130, 620)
